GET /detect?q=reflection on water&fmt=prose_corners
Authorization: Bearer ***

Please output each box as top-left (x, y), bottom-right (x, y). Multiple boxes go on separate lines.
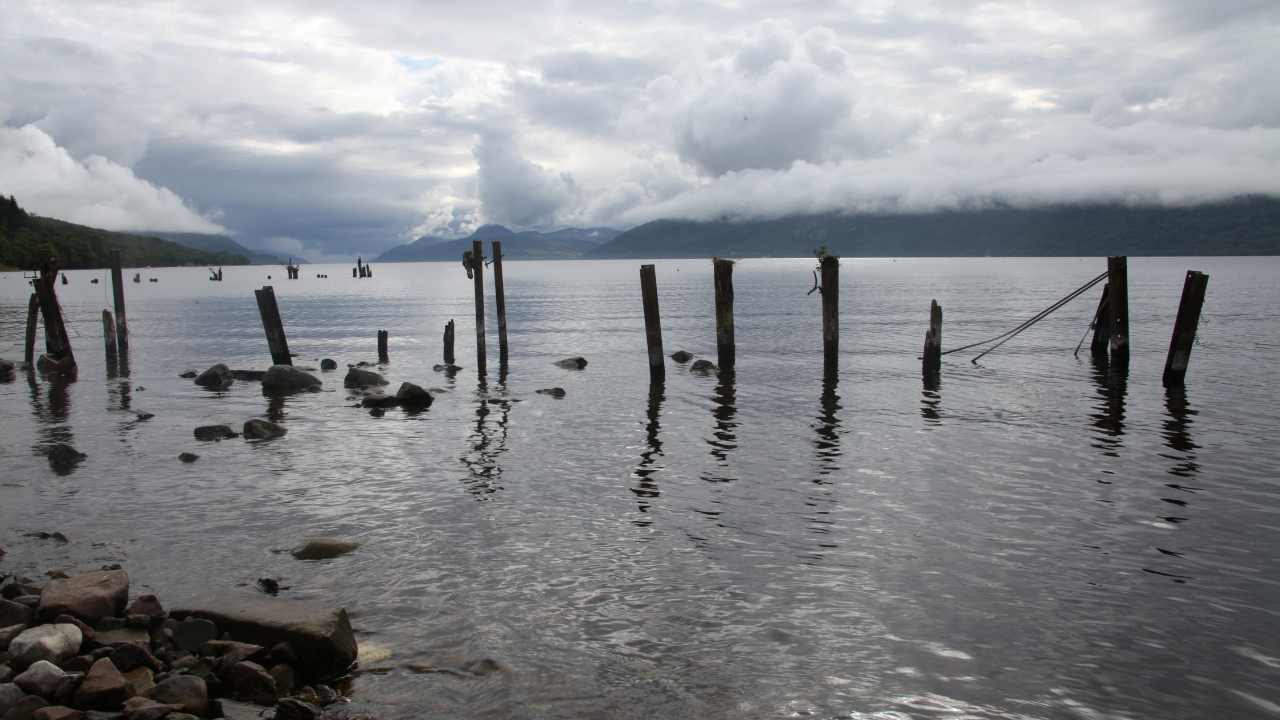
top-left (459, 380), bottom-right (510, 499)
top-left (701, 369), bottom-right (737, 484)
top-left (1162, 389), bottom-right (1200, 480)
top-left (804, 376), bottom-right (841, 563)
top-left (630, 381), bottom-right (664, 527)
top-left (1089, 359), bottom-right (1126, 457)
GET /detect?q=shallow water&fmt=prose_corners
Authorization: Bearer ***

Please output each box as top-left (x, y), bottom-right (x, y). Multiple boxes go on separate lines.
top-left (2, 257), bottom-right (1279, 719)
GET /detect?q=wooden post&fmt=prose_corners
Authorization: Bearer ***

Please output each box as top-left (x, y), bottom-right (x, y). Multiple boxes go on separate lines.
top-left (444, 319), bottom-right (455, 366)
top-left (471, 240), bottom-right (487, 376)
top-left (253, 286), bottom-right (293, 365)
top-left (820, 255), bottom-right (839, 377)
top-left (33, 262), bottom-right (75, 367)
top-left (1090, 283), bottom-right (1112, 358)
top-left (377, 330), bottom-right (389, 363)
top-left (24, 293), bottom-right (39, 367)
top-left (492, 240), bottom-right (509, 368)
top-left (110, 249), bottom-right (128, 353)
top-left (713, 257), bottom-right (735, 370)
top-left (1106, 256), bottom-right (1129, 366)
top-left (639, 264), bottom-right (665, 382)
top-left (1163, 271), bottom-right (1209, 388)
top-left (102, 309), bottom-right (118, 370)
top-left (922, 299), bottom-right (942, 379)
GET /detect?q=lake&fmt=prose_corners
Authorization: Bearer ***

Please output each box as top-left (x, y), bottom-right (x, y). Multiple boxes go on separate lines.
top-left (2, 257), bottom-right (1279, 719)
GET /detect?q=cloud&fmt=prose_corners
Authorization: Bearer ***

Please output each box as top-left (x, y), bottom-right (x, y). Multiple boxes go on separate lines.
top-left (473, 131), bottom-right (579, 228)
top-left (0, 124), bottom-right (225, 233)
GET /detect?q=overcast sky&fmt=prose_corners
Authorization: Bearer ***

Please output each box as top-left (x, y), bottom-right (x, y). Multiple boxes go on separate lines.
top-left (2, 0), bottom-right (1278, 259)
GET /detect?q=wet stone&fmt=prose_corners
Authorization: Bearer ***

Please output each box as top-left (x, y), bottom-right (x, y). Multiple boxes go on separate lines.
top-left (177, 453), bottom-right (199, 464)
top-left (72, 658), bottom-right (126, 710)
top-left (670, 350), bottom-right (694, 363)
top-left (193, 426), bottom-right (237, 442)
top-left (535, 388), bottom-right (566, 398)
top-left (242, 420), bottom-right (286, 441)
top-left (149, 675), bottom-right (208, 716)
top-left (173, 619), bottom-right (217, 653)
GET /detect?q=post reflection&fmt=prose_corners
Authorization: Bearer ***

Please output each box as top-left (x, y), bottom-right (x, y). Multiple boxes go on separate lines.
top-left (28, 368), bottom-right (80, 475)
top-left (1089, 359), bottom-right (1127, 457)
top-left (803, 375), bottom-right (842, 563)
top-left (459, 379), bottom-right (510, 499)
top-left (630, 382), bottom-right (665, 527)
top-left (1162, 389), bottom-right (1200, 479)
top-left (920, 376), bottom-right (941, 427)
top-left (701, 369), bottom-right (738, 483)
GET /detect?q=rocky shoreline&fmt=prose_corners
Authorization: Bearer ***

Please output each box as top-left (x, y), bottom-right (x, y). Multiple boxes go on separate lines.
top-left (0, 566), bottom-right (372, 720)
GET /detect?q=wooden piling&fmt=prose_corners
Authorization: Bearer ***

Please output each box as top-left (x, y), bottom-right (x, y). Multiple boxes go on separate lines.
top-left (713, 258), bottom-right (735, 370)
top-left (24, 293), bottom-right (39, 367)
top-left (253, 286), bottom-right (293, 365)
top-left (1162, 271), bottom-right (1209, 388)
top-left (110, 249), bottom-right (128, 353)
top-left (639, 264), bottom-right (665, 382)
top-left (1090, 283), bottom-right (1112, 358)
top-left (471, 240), bottom-right (487, 376)
top-left (1106, 256), bottom-right (1130, 366)
top-left (444, 319), bottom-right (456, 366)
top-left (102, 309), bottom-right (118, 369)
top-left (33, 262), bottom-right (75, 368)
top-left (377, 330), bottom-right (389, 363)
top-left (820, 255), bottom-right (839, 377)
top-left (923, 299), bottom-right (942, 379)
top-left (492, 240), bottom-right (509, 368)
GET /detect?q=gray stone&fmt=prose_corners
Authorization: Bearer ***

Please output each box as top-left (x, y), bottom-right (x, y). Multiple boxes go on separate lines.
top-left (38, 572), bottom-right (128, 624)
top-left (170, 595), bottom-right (356, 682)
top-left (260, 366), bottom-right (321, 395)
top-left (0, 685), bottom-right (28, 716)
top-left (0, 668), bottom-right (9, 684)
top-left (319, 359), bottom-right (337, 371)
top-left (241, 420), bottom-right (286, 441)
top-left (6, 626), bottom-right (82, 669)
top-left (193, 425), bottom-right (237, 442)
top-left (91, 629), bottom-right (146, 648)
top-left (31, 707), bottom-right (84, 720)
top-left (178, 371), bottom-right (197, 379)
top-left (222, 661), bottom-right (275, 705)
top-left (267, 664), bottom-right (294, 697)
top-left (218, 699), bottom-right (270, 720)
top-left (84, 712), bottom-right (125, 720)
top-left (535, 387), bottom-right (566, 398)
top-left (670, 350), bottom-right (694, 363)
top-left (0, 603), bottom-right (30, 631)
top-left (122, 596), bottom-right (162, 619)
top-left (173, 620), bottom-right (217, 653)
top-left (553, 356), bottom-right (588, 369)
top-left (149, 675), bottom-right (207, 716)
top-left (290, 539), bottom-right (358, 561)
top-left (1, 694), bottom-right (48, 720)
top-left (14, 661), bottom-right (65, 699)
top-left (119, 668), bottom-right (152, 699)
top-left (72, 659), bottom-right (126, 710)
top-left (119, 696), bottom-right (183, 720)
top-left (394, 382), bottom-right (432, 408)
top-left (1, 625), bottom-right (26, 652)
top-left (106, 643), bottom-right (159, 673)
top-left (690, 359), bottom-right (718, 373)
top-left (177, 453), bottom-right (198, 464)
top-left (193, 364), bottom-right (233, 390)
top-left (201, 641), bottom-right (263, 665)
top-left (274, 698), bottom-right (320, 720)
top-left (342, 368), bottom-right (386, 389)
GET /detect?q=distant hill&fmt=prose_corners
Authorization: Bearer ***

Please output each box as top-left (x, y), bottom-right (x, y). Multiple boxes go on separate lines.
top-left (590, 197), bottom-right (1280, 258)
top-left (0, 195), bottom-right (249, 269)
top-left (377, 224), bottom-right (621, 262)
top-left (145, 232), bottom-right (301, 265)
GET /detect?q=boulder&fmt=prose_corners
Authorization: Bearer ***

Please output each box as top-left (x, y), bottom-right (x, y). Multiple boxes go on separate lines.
top-left (0, 601), bottom-right (32, 629)
top-left (553, 356), bottom-right (588, 369)
top-left (221, 661), bottom-right (276, 705)
top-left (342, 368), bottom-right (386, 389)
top-left (14, 661), bottom-right (65, 699)
top-left (535, 388), bottom-right (566, 398)
top-left (358, 395), bottom-right (399, 409)
top-left (106, 643), bottom-right (158, 674)
top-left (149, 675), bottom-right (207, 716)
top-left (260, 366), bottom-right (320, 395)
top-left (46, 446), bottom-right (86, 475)
top-left (319, 359), bottom-right (337, 371)
top-left (290, 539), bottom-right (358, 561)
top-left (689, 359), bottom-right (718, 374)
top-left (193, 426), bottom-right (237, 442)
top-left (241, 420), bottom-right (286, 441)
top-left (170, 595), bottom-right (356, 682)
top-left (193, 364), bottom-right (232, 390)
top-left (177, 453), bottom-right (198, 464)
top-left (122, 596), bottom-right (162, 619)
top-left (7, 626), bottom-right (82, 669)
top-left (38, 571), bottom-right (128, 624)
top-left (31, 707), bottom-right (84, 720)
top-left (2, 624), bottom-right (29, 651)
top-left (121, 667), bottom-right (152, 699)
top-left (0, 685), bottom-right (26, 716)
top-left (173, 619), bottom-right (217, 653)
top-left (670, 350), bottom-right (694, 363)
top-left (72, 659), bottom-right (126, 710)
top-left (394, 383), bottom-right (432, 408)
top-left (2, 694), bottom-right (48, 720)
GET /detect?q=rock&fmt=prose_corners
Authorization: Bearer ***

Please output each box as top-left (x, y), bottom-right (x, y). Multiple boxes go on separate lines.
top-left (83, 711), bottom-right (125, 720)
top-left (57, 658), bottom-right (89, 675)
top-left (132, 413), bottom-right (153, 422)
top-left (106, 644), bottom-right (158, 673)
top-left (50, 618), bottom-right (93, 645)
top-left (553, 356), bottom-right (588, 369)
top-left (0, 601), bottom-right (32, 629)
top-left (222, 661), bottom-right (275, 705)
top-left (4, 582), bottom-right (44, 600)
top-left (670, 350), bottom-right (694, 363)
top-left (149, 675), bottom-right (207, 716)
top-left (218, 699), bottom-right (268, 720)
top-left (173, 620), bottom-right (217, 653)
top-left (689, 359), bottom-right (718, 374)
top-left (274, 698), bottom-right (320, 720)
top-left (241, 420), bottom-right (286, 441)
top-left (260, 366), bottom-right (321, 395)
top-left (431, 364), bottom-right (462, 373)
top-left (91, 629), bottom-right (146, 648)
top-left (311, 685), bottom-right (338, 705)
top-left (535, 387), bottom-right (566, 398)
top-left (0, 685), bottom-right (26, 715)
top-left (202, 641), bottom-right (263, 665)
top-left (178, 371), bottom-right (197, 379)
top-left (358, 394), bottom-right (398, 409)
top-left (342, 368), bottom-right (386, 389)
top-left (120, 696), bottom-right (183, 720)
top-left (170, 595), bottom-right (356, 682)
top-left (2, 694), bottom-right (48, 720)
top-left (0, 668), bottom-right (10, 684)
top-left (2, 625), bottom-right (27, 651)
top-left (267, 664), bottom-right (294, 697)
top-left (367, 407), bottom-right (384, 417)
top-left (123, 597), bottom-right (161, 620)
top-left (192, 426), bottom-right (237, 442)
top-left (14, 661), bottom-right (65, 698)
top-left (38, 572), bottom-right (128, 624)
top-left (46, 446), bottom-right (86, 475)
top-left (193, 364), bottom-right (232, 390)
top-left (229, 370), bottom-right (266, 382)
top-left (6, 626), bottom-right (82, 669)
top-left (36, 354), bottom-right (75, 375)
top-left (177, 453), bottom-right (198, 464)
top-left (319, 359), bottom-right (337, 371)
top-left (121, 668), bottom-right (152, 699)
top-left (31, 707), bottom-right (83, 720)
top-left (72, 659), bottom-right (126, 710)
top-left (254, 579), bottom-right (279, 597)
top-left (394, 383), bottom-right (432, 408)
top-left (290, 539), bottom-right (357, 561)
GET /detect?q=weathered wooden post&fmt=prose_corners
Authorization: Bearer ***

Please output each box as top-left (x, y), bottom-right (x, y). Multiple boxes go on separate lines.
top-left (1106, 256), bottom-right (1129, 366)
top-left (102, 309), bottom-right (118, 371)
top-left (33, 262), bottom-right (75, 369)
top-left (1163, 271), bottom-right (1209, 388)
top-left (820, 255), bottom-right (839, 377)
top-left (1090, 283), bottom-right (1112, 358)
top-left (639, 264), bottom-right (665, 382)
top-left (713, 258), bottom-right (735, 370)
top-left (923, 299), bottom-right (942, 379)
top-left (110, 249), bottom-right (128, 353)
top-left (24, 293), bottom-right (39, 367)
top-left (492, 240), bottom-right (509, 368)
top-left (377, 330), bottom-right (389, 363)
top-left (444, 319), bottom-right (456, 366)
top-left (253, 286), bottom-right (293, 365)
top-left (471, 240), bottom-right (487, 376)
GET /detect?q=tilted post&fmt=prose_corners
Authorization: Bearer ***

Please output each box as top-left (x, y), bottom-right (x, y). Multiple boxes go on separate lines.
top-left (253, 286), bottom-right (293, 365)
top-left (713, 258), bottom-right (735, 370)
top-left (377, 330), bottom-right (389, 364)
top-left (1106, 256), bottom-right (1130, 366)
top-left (923, 299), bottom-right (942, 380)
top-left (24, 293), bottom-right (39, 367)
top-left (639, 264), bottom-right (665, 382)
top-left (444, 319), bottom-right (455, 366)
top-left (1163, 271), bottom-right (1209, 388)
top-left (471, 240), bottom-right (487, 376)
top-left (492, 240), bottom-right (509, 368)
top-left (820, 255), bottom-right (839, 377)
top-left (33, 261), bottom-right (75, 368)
top-left (110, 250), bottom-right (129, 354)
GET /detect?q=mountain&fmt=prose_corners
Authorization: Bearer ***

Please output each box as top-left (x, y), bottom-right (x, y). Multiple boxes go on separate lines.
top-left (145, 232), bottom-right (304, 265)
top-left (0, 195), bottom-right (249, 270)
top-left (376, 224), bottom-right (622, 262)
top-left (590, 197), bottom-right (1280, 258)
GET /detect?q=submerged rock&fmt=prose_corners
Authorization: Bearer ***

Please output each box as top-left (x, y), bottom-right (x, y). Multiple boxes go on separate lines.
top-left (553, 356), bottom-right (588, 370)
top-left (535, 388), bottom-right (566, 398)
top-left (260, 366), bottom-right (320, 394)
top-left (46, 445), bottom-right (85, 475)
top-left (343, 368), bottom-right (386, 388)
top-left (689, 359), bottom-right (718, 374)
top-left (194, 364), bottom-right (233, 390)
top-left (178, 452), bottom-right (199, 464)
top-left (359, 394), bottom-right (399, 409)
top-left (431, 364), bottom-right (462, 373)
top-left (193, 425), bottom-right (238, 442)
top-left (319, 359), bottom-right (337, 371)
top-left (395, 383), bottom-right (432, 408)
top-left (290, 539), bottom-right (358, 561)
top-left (242, 419), bottom-right (286, 441)
top-left (670, 350), bottom-right (694, 363)
top-left (38, 570), bottom-right (129, 624)
top-left (178, 370), bottom-right (198, 379)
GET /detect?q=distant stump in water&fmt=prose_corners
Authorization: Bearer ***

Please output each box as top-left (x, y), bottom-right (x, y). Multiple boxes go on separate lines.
top-left (243, 419), bottom-right (287, 440)
top-left (689, 359), bottom-right (718, 374)
top-left (553, 357), bottom-right (588, 370)
top-left (261, 366), bottom-right (321, 395)
top-left (535, 387), bottom-right (566, 398)
top-left (344, 368), bottom-right (387, 388)
top-left (178, 452), bottom-right (199, 464)
top-left (194, 363), bottom-right (233, 390)
top-left (670, 350), bottom-right (694, 363)
top-left (319, 359), bottom-right (338, 371)
top-left (194, 425), bottom-right (238, 442)
top-left (291, 538), bottom-right (359, 561)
